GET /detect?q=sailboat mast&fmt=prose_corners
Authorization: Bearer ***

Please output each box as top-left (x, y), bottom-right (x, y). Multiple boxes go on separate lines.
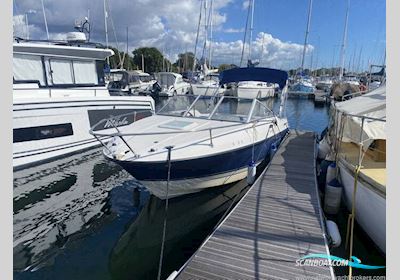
top-left (300, 0), bottom-right (313, 71)
top-left (249, 0), bottom-right (255, 61)
top-left (208, 0), bottom-right (213, 69)
top-left (192, 0), bottom-right (203, 72)
top-left (339, 0), bottom-right (350, 80)
top-left (40, 0), bottom-right (49, 41)
top-left (103, 0), bottom-right (109, 64)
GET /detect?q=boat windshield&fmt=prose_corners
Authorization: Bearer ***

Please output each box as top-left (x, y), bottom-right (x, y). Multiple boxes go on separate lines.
top-left (157, 95), bottom-right (194, 116)
top-left (109, 72), bottom-right (125, 82)
top-left (204, 74), bottom-right (219, 83)
top-left (157, 95), bottom-right (273, 123)
top-left (209, 97), bottom-right (254, 122)
top-left (139, 75), bottom-right (153, 82)
top-left (155, 73), bottom-right (176, 87)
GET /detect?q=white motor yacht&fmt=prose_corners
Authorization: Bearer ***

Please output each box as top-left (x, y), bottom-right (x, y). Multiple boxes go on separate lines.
top-left (154, 72), bottom-right (190, 97)
top-left (13, 34), bottom-right (154, 170)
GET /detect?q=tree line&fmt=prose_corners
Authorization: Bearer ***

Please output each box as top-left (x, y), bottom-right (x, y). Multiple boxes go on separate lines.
top-left (108, 46), bottom-right (354, 77)
top-left (107, 46), bottom-right (239, 74)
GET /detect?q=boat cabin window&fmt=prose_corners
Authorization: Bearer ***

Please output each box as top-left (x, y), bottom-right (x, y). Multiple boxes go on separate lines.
top-left (47, 58), bottom-right (98, 86)
top-left (48, 59), bottom-right (74, 84)
top-left (73, 60), bottom-right (98, 84)
top-left (13, 123), bottom-right (73, 143)
top-left (13, 54), bottom-right (46, 86)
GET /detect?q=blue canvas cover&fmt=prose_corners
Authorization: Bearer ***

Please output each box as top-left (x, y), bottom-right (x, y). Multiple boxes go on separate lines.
top-left (219, 67), bottom-right (288, 89)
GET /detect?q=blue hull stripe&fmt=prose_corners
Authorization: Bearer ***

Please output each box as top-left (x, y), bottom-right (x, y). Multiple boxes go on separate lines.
top-left (112, 129), bottom-right (288, 181)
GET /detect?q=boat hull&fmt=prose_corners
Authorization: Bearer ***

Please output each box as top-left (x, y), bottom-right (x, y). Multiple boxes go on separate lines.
top-left (235, 86), bottom-right (275, 99)
top-left (290, 83), bottom-right (315, 94)
top-left (112, 129), bottom-right (288, 199)
top-left (13, 97), bottom-right (154, 170)
top-left (338, 161), bottom-right (386, 254)
top-left (191, 84), bottom-right (223, 96)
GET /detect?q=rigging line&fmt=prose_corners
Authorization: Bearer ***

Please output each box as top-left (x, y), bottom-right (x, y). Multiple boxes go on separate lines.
top-left (239, 0), bottom-right (252, 67)
top-left (157, 146), bottom-right (173, 280)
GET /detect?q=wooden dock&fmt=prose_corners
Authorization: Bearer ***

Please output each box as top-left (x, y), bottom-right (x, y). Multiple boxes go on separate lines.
top-left (173, 131), bottom-right (335, 280)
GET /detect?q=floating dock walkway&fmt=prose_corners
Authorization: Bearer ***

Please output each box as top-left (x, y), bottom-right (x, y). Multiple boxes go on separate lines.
top-left (174, 131), bottom-right (335, 280)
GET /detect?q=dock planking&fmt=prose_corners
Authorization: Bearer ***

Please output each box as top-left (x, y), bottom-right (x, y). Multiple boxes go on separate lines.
top-left (174, 131), bottom-right (335, 280)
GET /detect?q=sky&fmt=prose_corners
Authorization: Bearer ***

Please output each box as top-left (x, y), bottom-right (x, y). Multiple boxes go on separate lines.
top-left (12, 0), bottom-right (386, 71)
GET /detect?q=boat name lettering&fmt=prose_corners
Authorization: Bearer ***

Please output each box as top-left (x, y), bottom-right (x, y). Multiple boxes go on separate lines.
top-left (104, 117), bottom-right (129, 128)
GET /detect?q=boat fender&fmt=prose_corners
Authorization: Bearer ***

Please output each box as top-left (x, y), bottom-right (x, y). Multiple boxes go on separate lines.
top-left (324, 179), bottom-right (342, 215)
top-left (326, 162), bottom-right (337, 187)
top-left (326, 220), bottom-right (342, 247)
top-left (166, 271), bottom-right (178, 280)
top-left (325, 150), bottom-right (336, 161)
top-left (317, 160), bottom-right (333, 191)
top-left (270, 142), bottom-right (278, 157)
top-left (318, 137), bottom-right (330, 159)
top-left (247, 161), bottom-right (256, 184)
top-left (110, 136), bottom-right (117, 154)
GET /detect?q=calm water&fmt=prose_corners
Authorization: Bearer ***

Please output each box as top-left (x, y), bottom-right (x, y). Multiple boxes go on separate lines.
top-left (13, 97), bottom-right (382, 279)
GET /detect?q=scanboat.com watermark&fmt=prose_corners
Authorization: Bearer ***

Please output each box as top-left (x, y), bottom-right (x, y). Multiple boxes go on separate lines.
top-left (296, 254), bottom-right (385, 270)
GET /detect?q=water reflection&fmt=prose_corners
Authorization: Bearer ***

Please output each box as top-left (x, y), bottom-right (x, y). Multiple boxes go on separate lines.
top-left (14, 96), bottom-right (330, 279)
top-left (13, 147), bottom-right (251, 279)
top-left (13, 148), bottom-right (134, 272)
top-left (109, 180), bottom-right (250, 280)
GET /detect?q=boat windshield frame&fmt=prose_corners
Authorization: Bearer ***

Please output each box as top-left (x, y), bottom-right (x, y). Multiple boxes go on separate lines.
top-left (156, 94), bottom-right (275, 124)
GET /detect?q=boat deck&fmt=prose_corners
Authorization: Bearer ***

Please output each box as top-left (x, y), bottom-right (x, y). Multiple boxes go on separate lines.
top-left (174, 131), bottom-right (335, 280)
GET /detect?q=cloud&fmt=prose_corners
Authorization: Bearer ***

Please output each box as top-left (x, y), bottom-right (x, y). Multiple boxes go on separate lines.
top-left (242, 0), bottom-right (250, 10)
top-left (223, 28), bottom-right (245, 33)
top-left (210, 32), bottom-right (313, 69)
top-left (12, 0), bottom-right (312, 70)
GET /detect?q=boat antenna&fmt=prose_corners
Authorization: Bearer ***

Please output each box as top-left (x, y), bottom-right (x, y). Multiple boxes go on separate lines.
top-left (40, 0), bottom-right (50, 40)
top-left (74, 17), bottom-right (91, 41)
top-left (300, 0), bottom-right (313, 73)
top-left (339, 0), bottom-right (350, 80)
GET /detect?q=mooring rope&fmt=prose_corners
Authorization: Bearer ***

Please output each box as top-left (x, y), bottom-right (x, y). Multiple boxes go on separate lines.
top-left (157, 146), bottom-right (173, 280)
top-left (345, 164), bottom-right (361, 279)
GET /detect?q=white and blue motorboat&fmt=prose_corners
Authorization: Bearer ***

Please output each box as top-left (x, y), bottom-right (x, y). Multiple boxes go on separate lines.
top-left (91, 67), bottom-right (290, 198)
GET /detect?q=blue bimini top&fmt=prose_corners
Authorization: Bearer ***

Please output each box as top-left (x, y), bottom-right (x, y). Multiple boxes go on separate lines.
top-left (219, 67), bottom-right (288, 89)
